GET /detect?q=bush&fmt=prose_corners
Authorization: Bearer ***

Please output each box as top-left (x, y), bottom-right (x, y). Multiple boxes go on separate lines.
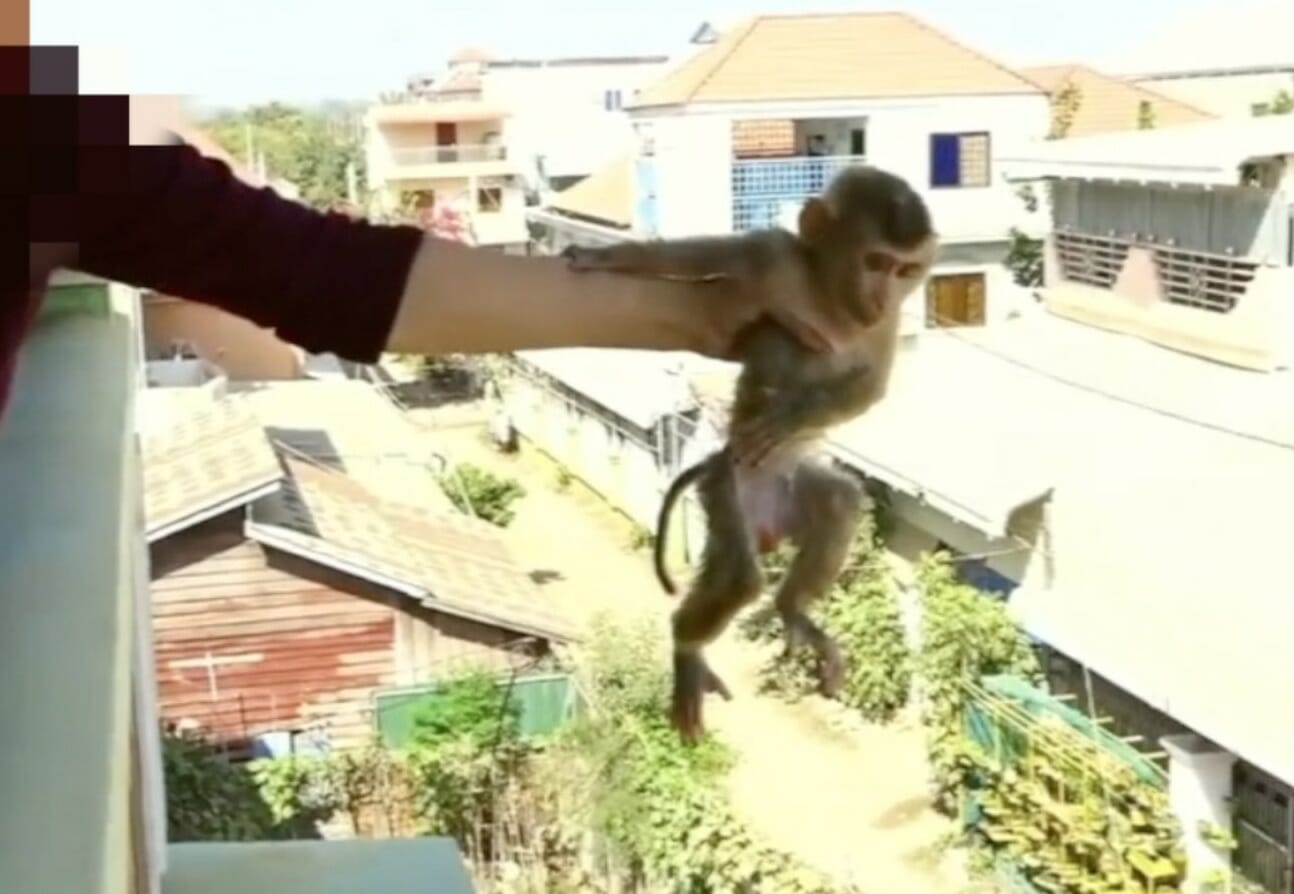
top-left (440, 462), bottom-right (526, 527)
top-left (163, 730), bottom-right (282, 841)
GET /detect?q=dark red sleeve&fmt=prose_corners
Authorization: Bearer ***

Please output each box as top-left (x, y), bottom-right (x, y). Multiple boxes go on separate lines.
top-left (74, 142), bottom-right (426, 363)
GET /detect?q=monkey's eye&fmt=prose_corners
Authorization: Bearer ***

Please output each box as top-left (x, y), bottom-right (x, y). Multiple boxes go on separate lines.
top-left (896, 262), bottom-right (924, 278)
top-left (862, 252), bottom-right (892, 273)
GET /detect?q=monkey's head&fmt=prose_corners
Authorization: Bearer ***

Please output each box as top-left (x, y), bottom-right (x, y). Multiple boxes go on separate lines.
top-left (797, 165), bottom-right (938, 327)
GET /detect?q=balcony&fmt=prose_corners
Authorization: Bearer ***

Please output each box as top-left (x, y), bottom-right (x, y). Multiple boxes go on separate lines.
top-left (384, 143), bottom-right (518, 181)
top-left (730, 154), bottom-right (865, 231)
top-left (0, 274), bottom-right (475, 894)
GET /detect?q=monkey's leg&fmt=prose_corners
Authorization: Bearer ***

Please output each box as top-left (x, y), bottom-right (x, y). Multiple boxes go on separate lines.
top-left (773, 463), bottom-right (864, 697)
top-left (669, 468), bottom-right (764, 743)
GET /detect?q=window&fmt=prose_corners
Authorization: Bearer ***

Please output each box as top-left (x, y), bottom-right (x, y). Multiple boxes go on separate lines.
top-left (477, 188), bottom-right (503, 212)
top-left (603, 89), bottom-right (624, 111)
top-left (929, 131), bottom-right (990, 188)
top-left (850, 128), bottom-right (867, 156)
top-left (925, 273), bottom-right (987, 327)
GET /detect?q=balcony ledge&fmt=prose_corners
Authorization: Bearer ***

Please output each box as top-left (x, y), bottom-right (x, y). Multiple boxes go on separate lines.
top-left (163, 839), bottom-right (476, 894)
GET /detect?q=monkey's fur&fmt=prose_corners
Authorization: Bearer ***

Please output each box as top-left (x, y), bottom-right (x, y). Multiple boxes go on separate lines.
top-left (563, 165), bottom-right (936, 742)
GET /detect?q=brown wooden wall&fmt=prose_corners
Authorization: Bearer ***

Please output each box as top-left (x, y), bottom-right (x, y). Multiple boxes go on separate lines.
top-left (149, 511), bottom-right (526, 751)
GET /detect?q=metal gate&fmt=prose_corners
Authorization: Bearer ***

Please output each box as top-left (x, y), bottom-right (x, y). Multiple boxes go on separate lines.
top-left (1234, 761), bottom-right (1294, 893)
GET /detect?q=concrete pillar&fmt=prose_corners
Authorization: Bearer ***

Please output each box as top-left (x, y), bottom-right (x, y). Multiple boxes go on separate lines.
top-left (1161, 733), bottom-right (1237, 893)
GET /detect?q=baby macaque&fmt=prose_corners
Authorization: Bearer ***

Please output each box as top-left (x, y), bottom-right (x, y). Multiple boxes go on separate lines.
top-left (563, 165), bottom-right (937, 742)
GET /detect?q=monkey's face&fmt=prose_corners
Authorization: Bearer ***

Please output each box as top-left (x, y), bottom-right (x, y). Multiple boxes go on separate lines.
top-left (854, 238), bottom-right (936, 324)
top-left (802, 166), bottom-right (937, 327)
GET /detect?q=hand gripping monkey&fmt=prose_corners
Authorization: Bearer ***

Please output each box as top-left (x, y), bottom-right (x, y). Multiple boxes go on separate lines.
top-left (563, 165), bottom-right (937, 742)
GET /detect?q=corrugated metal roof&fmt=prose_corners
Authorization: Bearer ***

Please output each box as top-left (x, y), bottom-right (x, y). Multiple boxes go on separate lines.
top-left (1000, 113), bottom-right (1294, 185)
top-left (1021, 64), bottom-right (1214, 137)
top-left (632, 12), bottom-right (1041, 109)
top-left (249, 453), bottom-right (576, 643)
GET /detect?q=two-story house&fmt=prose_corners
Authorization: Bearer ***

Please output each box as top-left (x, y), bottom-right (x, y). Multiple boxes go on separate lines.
top-left (365, 48), bottom-right (530, 253)
top-left (622, 11), bottom-right (1050, 333)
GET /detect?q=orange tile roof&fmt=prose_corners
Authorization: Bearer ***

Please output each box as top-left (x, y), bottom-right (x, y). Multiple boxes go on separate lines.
top-left (140, 388), bottom-right (283, 538)
top-left (250, 453), bottom-right (576, 642)
top-left (632, 12), bottom-right (1041, 108)
top-left (546, 154), bottom-right (634, 228)
top-left (1021, 64), bottom-right (1215, 137)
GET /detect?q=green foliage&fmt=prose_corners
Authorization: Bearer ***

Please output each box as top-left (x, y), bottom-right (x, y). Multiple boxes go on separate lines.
top-left (163, 730), bottom-right (281, 841)
top-left (1004, 227), bottom-right (1044, 288)
top-left (1253, 89), bottom-right (1294, 116)
top-left (1136, 99), bottom-right (1157, 130)
top-left (410, 668), bottom-right (519, 752)
top-left (557, 615), bottom-right (850, 894)
top-left (249, 754), bottom-right (339, 829)
top-left (820, 526), bottom-right (912, 722)
top-left (746, 516), bottom-right (912, 723)
top-left (439, 462), bottom-right (526, 526)
top-left (202, 102), bottom-right (363, 209)
top-left (916, 552), bottom-right (1040, 813)
top-left (1047, 82), bottom-right (1082, 140)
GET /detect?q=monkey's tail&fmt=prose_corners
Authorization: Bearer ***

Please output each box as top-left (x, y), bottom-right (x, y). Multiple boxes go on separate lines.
top-left (653, 459), bottom-right (709, 595)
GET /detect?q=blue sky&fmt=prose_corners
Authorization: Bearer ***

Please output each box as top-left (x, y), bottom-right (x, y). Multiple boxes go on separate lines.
top-left (32, 0), bottom-right (1217, 109)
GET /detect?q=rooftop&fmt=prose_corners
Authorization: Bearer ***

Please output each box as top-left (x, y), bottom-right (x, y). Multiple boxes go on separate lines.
top-left (138, 380), bottom-right (283, 541)
top-left (632, 11), bottom-right (1040, 109)
top-left (229, 378), bottom-right (456, 513)
top-left (828, 310), bottom-right (1294, 785)
top-left (546, 154), bottom-right (634, 228)
top-left (249, 452), bottom-right (576, 643)
top-left (1021, 64), bottom-right (1214, 137)
top-left (513, 347), bottom-right (696, 430)
top-left (1000, 112), bottom-right (1294, 185)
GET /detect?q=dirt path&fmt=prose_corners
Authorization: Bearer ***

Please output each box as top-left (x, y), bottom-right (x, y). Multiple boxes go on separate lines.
top-left (409, 403), bottom-right (969, 893)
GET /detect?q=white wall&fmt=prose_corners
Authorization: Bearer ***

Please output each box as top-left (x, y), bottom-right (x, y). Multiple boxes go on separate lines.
top-left (632, 93), bottom-right (1049, 243)
top-left (485, 60), bottom-right (671, 180)
top-left (1134, 70), bottom-right (1294, 117)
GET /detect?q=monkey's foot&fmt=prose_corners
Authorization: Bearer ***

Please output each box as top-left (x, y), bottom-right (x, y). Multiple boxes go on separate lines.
top-left (671, 653), bottom-right (733, 744)
top-left (817, 643), bottom-right (846, 698)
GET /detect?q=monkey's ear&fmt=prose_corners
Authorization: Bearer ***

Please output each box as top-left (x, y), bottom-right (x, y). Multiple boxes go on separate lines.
top-left (798, 197), bottom-right (833, 242)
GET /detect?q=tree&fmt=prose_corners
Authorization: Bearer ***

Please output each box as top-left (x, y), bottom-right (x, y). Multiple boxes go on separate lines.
top-left (1047, 82), bottom-right (1083, 140)
top-left (1004, 227), bottom-right (1044, 288)
top-left (201, 102), bottom-right (364, 209)
top-left (1136, 99), bottom-right (1156, 130)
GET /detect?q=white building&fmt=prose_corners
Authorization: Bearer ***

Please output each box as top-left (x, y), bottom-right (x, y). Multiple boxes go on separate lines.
top-left (1105, 0), bottom-right (1294, 119)
top-left (619, 12), bottom-right (1050, 333)
top-left (366, 48), bottom-right (671, 251)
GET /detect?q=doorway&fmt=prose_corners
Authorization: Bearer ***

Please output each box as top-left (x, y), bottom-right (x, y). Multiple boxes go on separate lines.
top-left (925, 272), bottom-right (987, 328)
top-left (435, 122), bottom-right (458, 162)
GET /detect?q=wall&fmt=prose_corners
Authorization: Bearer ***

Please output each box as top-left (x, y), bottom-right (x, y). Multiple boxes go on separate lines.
top-left (1133, 70), bottom-right (1294, 117)
top-left (632, 92), bottom-right (1049, 242)
top-left (142, 297), bottom-right (303, 381)
top-left (149, 513), bottom-right (520, 750)
top-left (505, 372), bottom-right (669, 529)
top-left (379, 119), bottom-right (503, 151)
top-left (1044, 181), bottom-right (1294, 370)
top-left (486, 60), bottom-right (670, 179)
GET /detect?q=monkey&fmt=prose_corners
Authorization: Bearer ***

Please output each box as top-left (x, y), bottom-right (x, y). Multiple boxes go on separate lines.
top-left (562, 165), bottom-right (937, 743)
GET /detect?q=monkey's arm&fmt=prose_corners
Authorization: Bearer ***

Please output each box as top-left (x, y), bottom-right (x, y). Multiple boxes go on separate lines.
top-left (563, 231), bottom-right (792, 281)
top-left (731, 350), bottom-right (883, 468)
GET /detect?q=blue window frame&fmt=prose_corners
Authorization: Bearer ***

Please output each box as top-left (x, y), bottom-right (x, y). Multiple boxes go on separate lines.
top-left (929, 131), bottom-right (991, 189)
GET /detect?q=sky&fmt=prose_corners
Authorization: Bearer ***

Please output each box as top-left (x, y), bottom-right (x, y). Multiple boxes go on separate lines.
top-left (31, 0), bottom-right (1222, 109)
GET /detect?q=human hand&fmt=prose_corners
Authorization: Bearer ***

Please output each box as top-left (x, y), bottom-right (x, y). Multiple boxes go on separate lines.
top-left (690, 278), bottom-right (854, 361)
